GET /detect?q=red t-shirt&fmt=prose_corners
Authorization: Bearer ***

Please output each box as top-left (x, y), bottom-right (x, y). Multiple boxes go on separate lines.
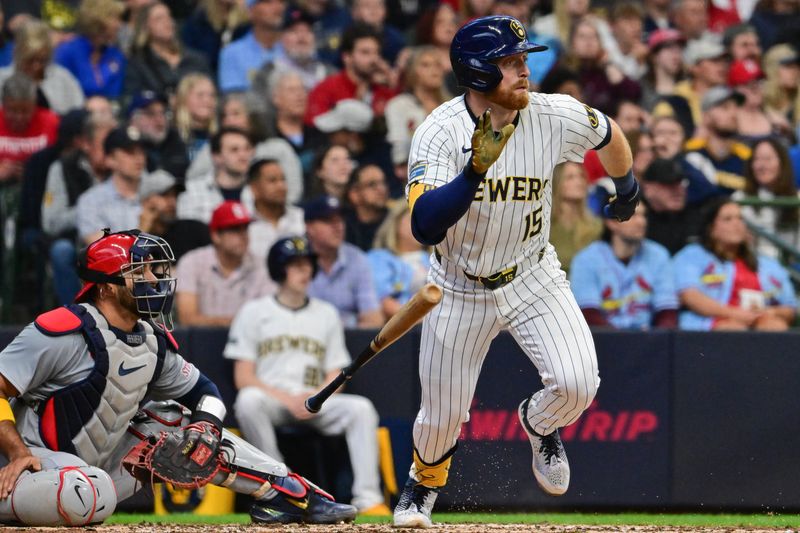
top-left (727, 258), bottom-right (761, 308)
top-left (304, 71), bottom-right (398, 126)
top-left (0, 107), bottom-right (59, 163)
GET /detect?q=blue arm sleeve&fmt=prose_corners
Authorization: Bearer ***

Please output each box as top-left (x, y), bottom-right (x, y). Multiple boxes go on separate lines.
top-left (411, 166), bottom-right (484, 246)
top-left (175, 372), bottom-right (222, 411)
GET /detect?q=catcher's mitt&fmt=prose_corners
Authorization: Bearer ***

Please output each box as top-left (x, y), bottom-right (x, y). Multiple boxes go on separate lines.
top-left (122, 422), bottom-right (222, 489)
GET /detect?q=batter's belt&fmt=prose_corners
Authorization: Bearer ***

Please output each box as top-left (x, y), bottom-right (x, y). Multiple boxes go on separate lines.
top-left (434, 248), bottom-right (545, 290)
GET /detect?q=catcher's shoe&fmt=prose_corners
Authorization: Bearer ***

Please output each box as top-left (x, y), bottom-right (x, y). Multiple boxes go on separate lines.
top-left (518, 397), bottom-right (570, 495)
top-left (393, 477), bottom-right (439, 528)
top-left (250, 480), bottom-right (356, 525)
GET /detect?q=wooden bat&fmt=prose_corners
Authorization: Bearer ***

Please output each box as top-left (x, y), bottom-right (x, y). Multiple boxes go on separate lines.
top-left (305, 283), bottom-right (443, 413)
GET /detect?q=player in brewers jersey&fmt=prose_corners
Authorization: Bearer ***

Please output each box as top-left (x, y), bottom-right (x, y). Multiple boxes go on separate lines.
top-left (0, 230), bottom-right (356, 526)
top-left (225, 236), bottom-right (389, 516)
top-left (569, 204), bottom-right (679, 329)
top-left (394, 16), bottom-right (640, 527)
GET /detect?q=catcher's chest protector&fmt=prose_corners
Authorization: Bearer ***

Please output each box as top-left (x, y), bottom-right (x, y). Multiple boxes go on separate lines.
top-left (34, 304), bottom-right (167, 466)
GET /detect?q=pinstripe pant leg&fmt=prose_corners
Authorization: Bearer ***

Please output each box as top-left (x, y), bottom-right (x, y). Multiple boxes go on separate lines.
top-left (497, 265), bottom-right (600, 436)
top-left (413, 284), bottom-right (502, 464)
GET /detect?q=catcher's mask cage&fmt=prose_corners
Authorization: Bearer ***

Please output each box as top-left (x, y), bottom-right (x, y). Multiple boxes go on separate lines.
top-left (76, 229), bottom-right (177, 330)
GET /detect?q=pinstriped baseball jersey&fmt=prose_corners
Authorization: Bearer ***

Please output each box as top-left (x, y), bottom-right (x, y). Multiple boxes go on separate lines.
top-left (406, 92), bottom-right (610, 277)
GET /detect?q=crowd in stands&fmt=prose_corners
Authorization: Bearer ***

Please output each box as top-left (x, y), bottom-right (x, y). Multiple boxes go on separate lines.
top-left (0, 0), bottom-right (799, 334)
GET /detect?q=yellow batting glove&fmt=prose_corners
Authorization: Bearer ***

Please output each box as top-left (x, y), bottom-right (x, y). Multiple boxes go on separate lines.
top-left (471, 109), bottom-right (515, 175)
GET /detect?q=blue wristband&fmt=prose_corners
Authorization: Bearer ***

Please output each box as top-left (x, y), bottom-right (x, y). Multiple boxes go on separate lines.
top-left (612, 169), bottom-right (636, 198)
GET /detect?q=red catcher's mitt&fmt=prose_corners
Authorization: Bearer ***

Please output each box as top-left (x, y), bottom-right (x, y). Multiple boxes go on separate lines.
top-left (122, 422), bottom-right (222, 489)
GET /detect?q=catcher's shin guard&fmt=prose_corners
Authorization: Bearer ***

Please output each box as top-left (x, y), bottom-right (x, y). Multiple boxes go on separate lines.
top-left (212, 429), bottom-right (289, 498)
top-left (11, 466), bottom-right (116, 526)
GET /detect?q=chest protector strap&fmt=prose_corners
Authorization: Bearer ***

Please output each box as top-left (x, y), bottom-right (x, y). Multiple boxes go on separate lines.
top-left (33, 305), bottom-right (169, 454)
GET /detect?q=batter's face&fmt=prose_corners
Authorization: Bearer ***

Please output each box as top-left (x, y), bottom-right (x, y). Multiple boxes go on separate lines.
top-left (486, 52), bottom-right (530, 110)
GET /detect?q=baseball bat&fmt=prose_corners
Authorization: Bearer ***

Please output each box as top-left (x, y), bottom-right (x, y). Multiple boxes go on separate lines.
top-left (305, 283), bottom-right (443, 413)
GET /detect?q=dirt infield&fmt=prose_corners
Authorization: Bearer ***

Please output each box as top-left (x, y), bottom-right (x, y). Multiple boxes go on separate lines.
top-left (10, 525), bottom-right (797, 532)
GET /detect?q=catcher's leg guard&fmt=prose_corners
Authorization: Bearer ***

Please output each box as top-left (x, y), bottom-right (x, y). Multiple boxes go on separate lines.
top-left (212, 429), bottom-right (289, 497)
top-left (11, 466), bottom-right (116, 526)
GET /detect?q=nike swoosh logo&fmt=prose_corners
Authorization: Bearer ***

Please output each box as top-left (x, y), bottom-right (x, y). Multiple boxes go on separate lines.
top-left (461, 146), bottom-right (472, 153)
top-left (74, 485), bottom-right (85, 507)
top-left (119, 361), bottom-right (147, 376)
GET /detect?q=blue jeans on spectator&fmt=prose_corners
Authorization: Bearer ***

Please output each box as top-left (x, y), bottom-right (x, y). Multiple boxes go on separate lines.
top-left (50, 239), bottom-right (81, 305)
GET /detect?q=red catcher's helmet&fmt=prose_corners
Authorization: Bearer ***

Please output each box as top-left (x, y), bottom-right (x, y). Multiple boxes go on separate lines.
top-left (74, 232), bottom-right (138, 302)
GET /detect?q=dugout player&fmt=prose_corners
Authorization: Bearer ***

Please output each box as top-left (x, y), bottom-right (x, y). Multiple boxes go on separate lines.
top-left (225, 236), bottom-right (390, 516)
top-left (0, 229), bottom-right (356, 526)
top-left (395, 16), bottom-right (640, 527)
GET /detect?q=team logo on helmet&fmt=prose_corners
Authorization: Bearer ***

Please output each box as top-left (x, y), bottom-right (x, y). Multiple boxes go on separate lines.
top-left (510, 20), bottom-right (526, 40)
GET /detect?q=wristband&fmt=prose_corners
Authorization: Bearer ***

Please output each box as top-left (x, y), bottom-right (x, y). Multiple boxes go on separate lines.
top-left (465, 156), bottom-right (488, 183)
top-left (192, 394), bottom-right (225, 431)
top-left (611, 169), bottom-right (636, 198)
top-left (0, 398), bottom-right (15, 423)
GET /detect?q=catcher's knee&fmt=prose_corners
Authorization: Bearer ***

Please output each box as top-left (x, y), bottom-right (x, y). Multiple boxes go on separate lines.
top-left (11, 466), bottom-right (116, 526)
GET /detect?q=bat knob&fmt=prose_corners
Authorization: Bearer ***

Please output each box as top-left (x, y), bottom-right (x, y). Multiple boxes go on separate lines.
top-left (305, 397), bottom-right (321, 413)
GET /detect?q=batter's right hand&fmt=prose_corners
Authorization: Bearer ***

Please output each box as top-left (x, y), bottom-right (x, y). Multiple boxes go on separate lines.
top-left (471, 110), bottom-right (515, 175)
top-left (0, 455), bottom-right (41, 499)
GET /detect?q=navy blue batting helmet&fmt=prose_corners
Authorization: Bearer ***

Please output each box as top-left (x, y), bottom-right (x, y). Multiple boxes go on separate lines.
top-left (450, 16), bottom-right (548, 92)
top-left (267, 236), bottom-right (318, 283)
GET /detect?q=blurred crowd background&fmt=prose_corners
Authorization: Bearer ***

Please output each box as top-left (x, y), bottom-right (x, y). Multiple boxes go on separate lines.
top-left (0, 0), bottom-right (799, 331)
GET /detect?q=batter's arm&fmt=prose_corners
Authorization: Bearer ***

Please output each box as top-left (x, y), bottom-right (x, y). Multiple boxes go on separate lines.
top-left (596, 117), bottom-right (639, 222)
top-left (0, 373), bottom-right (41, 499)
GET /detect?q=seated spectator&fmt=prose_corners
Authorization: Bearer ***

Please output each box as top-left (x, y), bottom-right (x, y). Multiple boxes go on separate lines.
top-left (265, 70), bottom-right (326, 181)
top-left (0, 72), bottom-right (60, 183)
top-left (562, 17), bottom-right (641, 114)
top-left (641, 28), bottom-right (685, 111)
top-left (225, 236), bottom-right (389, 516)
top-left (631, 130), bottom-right (656, 178)
top-left (188, 92), bottom-right (304, 203)
top-left (42, 111), bottom-right (114, 304)
top-left (351, 0), bottom-right (405, 64)
top-left (307, 144), bottom-right (354, 201)
top-left (0, 19), bottom-right (84, 115)
top-left (367, 202), bottom-right (430, 319)
top-left (181, 0), bottom-right (250, 74)
top-left (762, 44), bottom-right (800, 141)
top-left (723, 24), bottom-right (761, 63)
top-left (532, 0), bottom-right (588, 47)
top-left (124, 2), bottom-right (210, 101)
top-left (603, 1), bottom-right (649, 81)
top-left (176, 200), bottom-right (273, 326)
top-left (174, 73), bottom-right (218, 162)
top-left (53, 0), bottom-right (126, 99)
top-left (749, 0), bottom-right (800, 52)
top-left (293, 0), bottom-right (353, 66)
top-left (304, 194), bottom-right (383, 328)
top-left (75, 124), bottom-right (146, 244)
top-left (734, 137), bottom-right (800, 259)
top-left (652, 115), bottom-right (686, 160)
top-left (570, 203), bottom-right (678, 330)
top-left (85, 94), bottom-right (115, 122)
top-left (549, 161), bottom-right (602, 275)
top-left (640, 157), bottom-right (701, 255)
top-left (178, 126), bottom-right (254, 223)
top-left (672, 0), bottom-right (714, 44)
top-left (304, 23), bottom-right (397, 126)
top-left (0, 6), bottom-right (13, 68)
top-left (728, 59), bottom-right (773, 143)
top-left (128, 91), bottom-right (190, 181)
top-left (250, 7), bottom-right (334, 92)
top-left (385, 46), bottom-right (449, 193)
top-left (684, 87), bottom-right (750, 203)
top-left (673, 198), bottom-right (796, 331)
top-left (218, 0), bottom-right (287, 93)
top-left (414, 4), bottom-right (459, 94)
top-left (138, 169), bottom-right (210, 261)
top-left (247, 156), bottom-right (305, 261)
top-left (344, 164), bottom-right (389, 252)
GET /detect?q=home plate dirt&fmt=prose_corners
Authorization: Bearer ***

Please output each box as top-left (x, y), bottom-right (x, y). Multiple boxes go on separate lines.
top-left (8, 525), bottom-right (797, 532)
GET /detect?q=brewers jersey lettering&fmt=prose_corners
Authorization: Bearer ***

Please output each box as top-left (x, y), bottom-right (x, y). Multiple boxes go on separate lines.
top-left (407, 92), bottom-right (609, 277)
top-left (406, 92), bottom-right (610, 464)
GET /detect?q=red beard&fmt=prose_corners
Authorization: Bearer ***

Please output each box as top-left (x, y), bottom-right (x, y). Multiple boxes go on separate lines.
top-left (486, 83), bottom-right (529, 110)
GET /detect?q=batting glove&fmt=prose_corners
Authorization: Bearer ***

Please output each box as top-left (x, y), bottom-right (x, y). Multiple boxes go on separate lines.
top-left (603, 180), bottom-right (640, 222)
top-left (471, 109), bottom-right (515, 175)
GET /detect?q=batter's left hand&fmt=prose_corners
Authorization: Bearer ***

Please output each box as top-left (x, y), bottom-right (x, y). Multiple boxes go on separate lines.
top-left (603, 181), bottom-right (640, 222)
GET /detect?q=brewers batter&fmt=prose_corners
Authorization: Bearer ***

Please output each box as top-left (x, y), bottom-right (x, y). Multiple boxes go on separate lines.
top-left (394, 16), bottom-right (639, 528)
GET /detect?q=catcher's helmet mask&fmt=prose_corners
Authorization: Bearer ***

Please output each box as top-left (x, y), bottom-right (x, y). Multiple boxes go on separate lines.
top-left (267, 236), bottom-right (319, 283)
top-left (76, 228), bottom-right (177, 329)
top-left (450, 15), bottom-right (548, 93)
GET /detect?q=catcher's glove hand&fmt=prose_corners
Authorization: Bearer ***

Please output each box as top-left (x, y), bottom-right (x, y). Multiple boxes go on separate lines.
top-left (603, 180), bottom-right (640, 222)
top-left (122, 421), bottom-right (222, 489)
top-left (471, 109), bottom-right (515, 175)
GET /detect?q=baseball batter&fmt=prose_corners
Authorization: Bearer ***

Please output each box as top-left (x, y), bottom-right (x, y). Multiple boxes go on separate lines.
top-left (0, 230), bottom-right (356, 526)
top-left (226, 236), bottom-right (388, 515)
top-left (394, 16), bottom-right (639, 528)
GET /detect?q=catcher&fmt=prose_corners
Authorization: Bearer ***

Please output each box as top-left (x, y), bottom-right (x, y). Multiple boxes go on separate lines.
top-left (0, 229), bottom-right (357, 526)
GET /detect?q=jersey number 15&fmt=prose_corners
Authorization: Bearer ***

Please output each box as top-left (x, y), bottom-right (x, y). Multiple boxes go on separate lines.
top-left (522, 207), bottom-right (543, 242)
